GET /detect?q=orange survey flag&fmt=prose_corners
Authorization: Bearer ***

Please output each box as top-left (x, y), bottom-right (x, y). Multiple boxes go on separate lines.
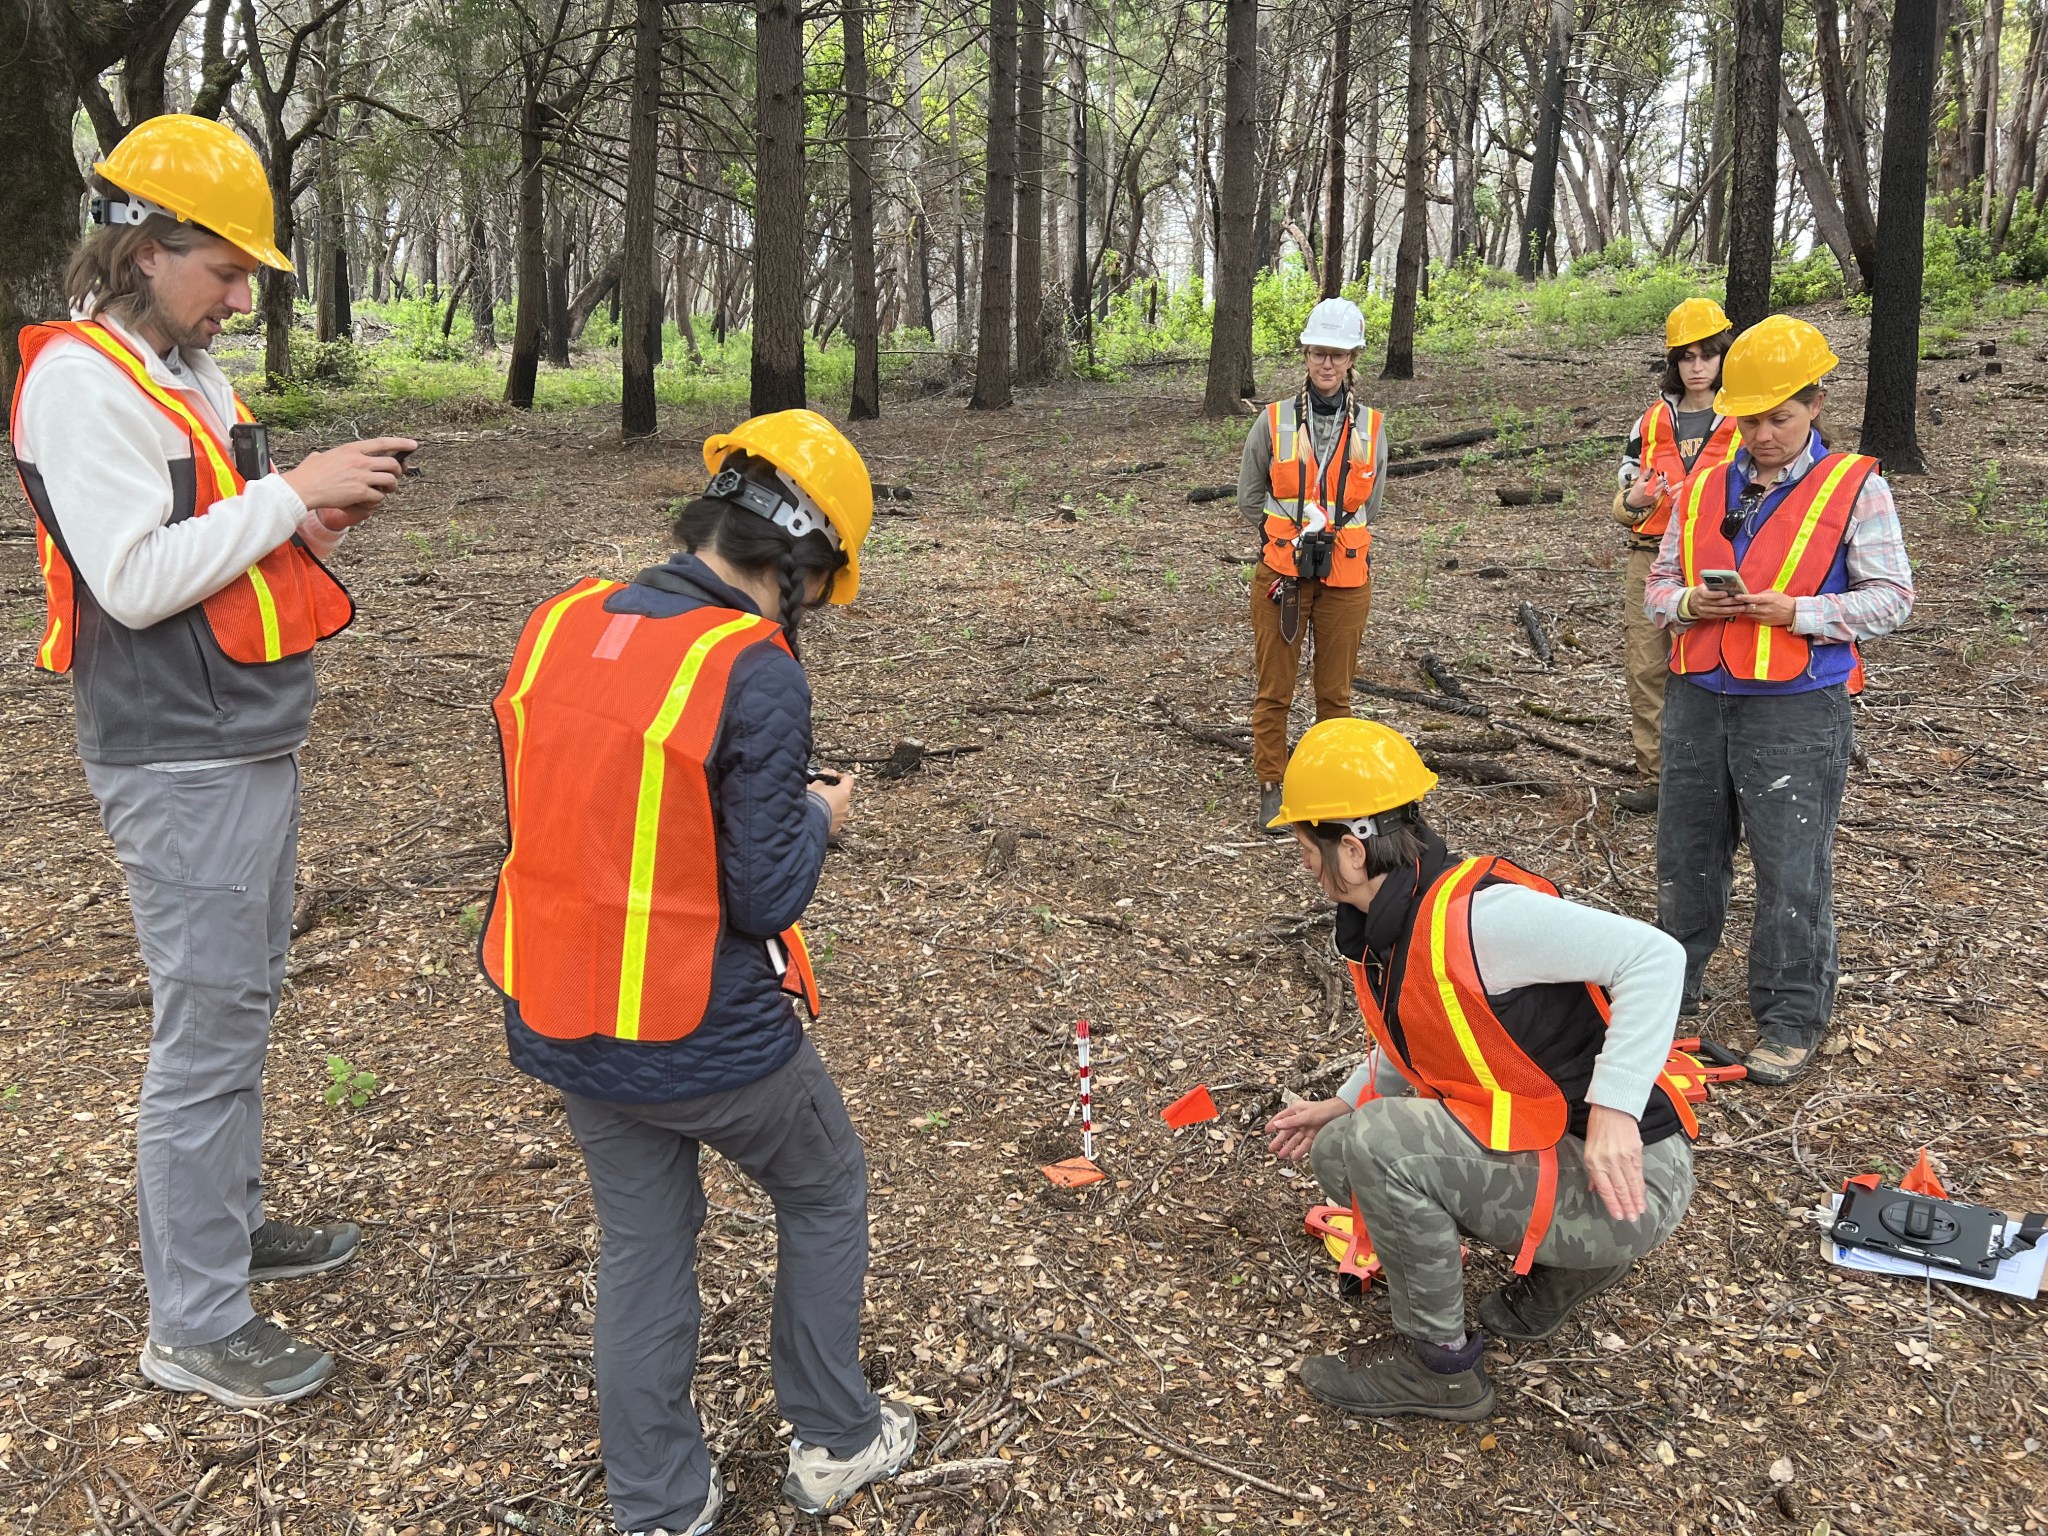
top-left (1900, 1148), bottom-right (1950, 1199)
top-left (1162, 1086), bottom-right (1219, 1128)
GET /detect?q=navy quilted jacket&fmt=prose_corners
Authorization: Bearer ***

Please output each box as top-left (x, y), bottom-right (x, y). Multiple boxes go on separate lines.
top-left (502, 553), bottom-right (830, 1104)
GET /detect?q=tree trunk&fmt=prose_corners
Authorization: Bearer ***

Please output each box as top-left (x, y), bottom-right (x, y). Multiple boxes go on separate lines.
top-left (753, 0), bottom-right (807, 411)
top-left (971, 0), bottom-right (1018, 409)
top-left (844, 0), bottom-right (883, 417)
top-left (1356, 68), bottom-right (1380, 280)
top-left (1201, 0), bottom-right (1258, 416)
top-left (620, 0), bottom-right (660, 437)
top-left (468, 201), bottom-right (496, 347)
top-left (1066, 0), bottom-right (1090, 344)
top-left (1320, 8), bottom-right (1351, 298)
top-left (1015, 0), bottom-right (1048, 383)
top-left (1517, 0), bottom-right (1571, 278)
top-left (0, 44), bottom-right (86, 397)
top-left (1726, 0), bottom-right (1785, 331)
top-left (1994, 3), bottom-right (2048, 247)
top-left (1383, 0), bottom-right (1429, 378)
top-left (1815, 0), bottom-right (1879, 281)
top-left (1973, 0), bottom-right (2003, 202)
top-left (1704, 28), bottom-right (1734, 263)
top-left (1781, 82), bottom-right (1863, 289)
top-left (544, 216), bottom-right (572, 366)
top-left (1860, 0), bottom-right (1939, 472)
top-left (504, 100), bottom-right (546, 406)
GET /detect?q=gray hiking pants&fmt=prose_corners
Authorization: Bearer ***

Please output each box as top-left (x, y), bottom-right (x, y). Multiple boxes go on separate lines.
top-left (1311, 1096), bottom-right (1695, 1344)
top-left (83, 754), bottom-right (300, 1348)
top-left (563, 1036), bottom-right (882, 1533)
top-left (1655, 678), bottom-right (1853, 1045)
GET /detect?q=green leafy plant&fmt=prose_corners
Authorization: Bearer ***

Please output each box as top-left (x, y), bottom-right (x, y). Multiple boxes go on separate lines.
top-left (1, 1084), bottom-right (19, 1112)
top-left (916, 1110), bottom-right (950, 1131)
top-left (458, 901), bottom-right (486, 937)
top-left (324, 1055), bottom-right (377, 1110)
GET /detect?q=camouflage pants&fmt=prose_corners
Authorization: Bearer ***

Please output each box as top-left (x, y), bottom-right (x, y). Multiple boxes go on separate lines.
top-left (1310, 1096), bottom-right (1696, 1344)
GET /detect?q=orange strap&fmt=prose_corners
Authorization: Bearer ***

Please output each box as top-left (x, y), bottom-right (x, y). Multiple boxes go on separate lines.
top-left (1513, 1146), bottom-right (1559, 1275)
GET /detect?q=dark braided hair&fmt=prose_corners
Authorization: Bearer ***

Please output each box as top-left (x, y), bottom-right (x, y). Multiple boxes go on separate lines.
top-left (671, 451), bottom-right (846, 658)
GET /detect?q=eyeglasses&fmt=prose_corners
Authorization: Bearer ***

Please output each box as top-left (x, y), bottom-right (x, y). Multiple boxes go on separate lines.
top-left (1721, 483), bottom-right (1766, 541)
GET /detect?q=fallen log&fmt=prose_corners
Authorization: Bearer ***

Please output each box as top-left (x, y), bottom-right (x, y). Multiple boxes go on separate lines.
top-left (1111, 459), bottom-right (1168, 476)
top-left (1417, 652), bottom-right (1472, 700)
top-left (1388, 433), bottom-right (1626, 479)
top-left (1518, 602), bottom-right (1555, 665)
top-left (1422, 752), bottom-right (1559, 790)
top-left (1497, 487), bottom-right (1564, 506)
top-left (1186, 485), bottom-right (1234, 503)
top-left (1499, 719), bottom-right (1635, 775)
top-left (1151, 697), bottom-right (1253, 754)
top-left (1520, 697), bottom-right (1601, 727)
top-left (1353, 677), bottom-right (1490, 718)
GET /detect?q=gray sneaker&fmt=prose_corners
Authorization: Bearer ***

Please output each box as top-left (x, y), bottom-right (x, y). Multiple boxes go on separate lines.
top-left (783, 1401), bottom-right (916, 1515)
top-left (140, 1316), bottom-right (334, 1408)
top-left (249, 1219), bottom-right (360, 1282)
top-left (1258, 782), bottom-right (1286, 834)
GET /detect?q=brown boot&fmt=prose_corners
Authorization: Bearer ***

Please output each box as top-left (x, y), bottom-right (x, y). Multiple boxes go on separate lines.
top-left (1477, 1261), bottom-right (1633, 1342)
top-left (1298, 1333), bottom-right (1495, 1421)
top-left (1744, 1032), bottom-right (1821, 1086)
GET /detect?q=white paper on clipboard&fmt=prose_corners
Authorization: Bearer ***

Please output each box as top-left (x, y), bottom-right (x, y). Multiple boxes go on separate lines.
top-left (1822, 1194), bottom-right (2047, 1298)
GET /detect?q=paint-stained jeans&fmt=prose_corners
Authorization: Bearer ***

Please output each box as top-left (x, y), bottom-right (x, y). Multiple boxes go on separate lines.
top-left (1655, 678), bottom-right (1853, 1044)
top-left (1311, 1097), bottom-right (1695, 1344)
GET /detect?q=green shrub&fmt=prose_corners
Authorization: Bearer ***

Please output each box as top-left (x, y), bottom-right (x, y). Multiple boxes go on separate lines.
top-left (1770, 248), bottom-right (1847, 309)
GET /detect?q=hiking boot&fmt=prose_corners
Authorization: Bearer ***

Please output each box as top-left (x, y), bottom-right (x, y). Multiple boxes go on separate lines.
top-left (622, 1469), bottom-right (722, 1536)
top-left (1258, 782), bottom-right (1286, 834)
top-left (783, 1401), bottom-right (916, 1515)
top-left (1298, 1333), bottom-right (1495, 1421)
top-left (1477, 1261), bottom-right (1634, 1342)
top-left (139, 1316), bottom-right (333, 1409)
top-left (1614, 781), bottom-right (1660, 815)
top-left (1745, 1032), bottom-right (1821, 1086)
top-left (249, 1219), bottom-right (360, 1282)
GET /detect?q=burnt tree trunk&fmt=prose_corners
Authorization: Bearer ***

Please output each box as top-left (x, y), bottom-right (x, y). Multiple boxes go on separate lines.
top-left (753, 0), bottom-right (807, 411)
top-left (1320, 8), bottom-right (1351, 299)
top-left (1517, 0), bottom-right (1571, 278)
top-left (971, 0), bottom-right (1018, 409)
top-left (1815, 0), bottom-right (1879, 282)
top-left (844, 0), bottom-right (883, 417)
top-left (1383, 0), bottom-right (1429, 377)
top-left (1201, 0), bottom-right (1258, 415)
top-left (620, 0), bottom-right (661, 437)
top-left (1015, 0), bottom-right (1049, 383)
top-left (1726, 0), bottom-right (1785, 331)
top-left (504, 100), bottom-right (546, 406)
top-left (1861, 0), bottom-right (1939, 472)
top-left (1704, 27), bottom-right (1734, 263)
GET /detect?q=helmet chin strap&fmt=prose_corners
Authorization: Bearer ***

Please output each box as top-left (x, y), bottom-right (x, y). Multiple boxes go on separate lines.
top-left (704, 463), bottom-right (842, 551)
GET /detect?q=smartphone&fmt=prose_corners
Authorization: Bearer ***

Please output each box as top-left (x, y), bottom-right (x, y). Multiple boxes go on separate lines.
top-left (1700, 569), bottom-right (1750, 595)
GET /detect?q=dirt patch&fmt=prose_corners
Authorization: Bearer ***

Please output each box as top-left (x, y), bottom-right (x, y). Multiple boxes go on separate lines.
top-left (2, 310), bottom-right (2045, 1534)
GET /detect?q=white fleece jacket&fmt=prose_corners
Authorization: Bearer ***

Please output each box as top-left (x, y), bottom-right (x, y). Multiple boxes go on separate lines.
top-left (13, 310), bottom-right (343, 631)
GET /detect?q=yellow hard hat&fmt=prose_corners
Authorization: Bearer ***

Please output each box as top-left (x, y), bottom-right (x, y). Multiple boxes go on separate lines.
top-left (701, 409), bottom-right (873, 604)
top-left (1269, 718), bottom-right (1438, 828)
top-left (1665, 297), bottom-right (1732, 351)
top-left (94, 115), bottom-right (291, 272)
top-left (1715, 316), bottom-right (1841, 416)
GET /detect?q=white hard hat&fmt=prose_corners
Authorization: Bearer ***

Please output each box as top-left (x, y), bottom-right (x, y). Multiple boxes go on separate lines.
top-left (1300, 298), bottom-right (1366, 351)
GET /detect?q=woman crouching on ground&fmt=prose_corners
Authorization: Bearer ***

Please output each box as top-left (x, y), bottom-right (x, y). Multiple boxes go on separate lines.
top-left (1263, 719), bottom-right (1698, 1420)
top-left (479, 411), bottom-right (912, 1534)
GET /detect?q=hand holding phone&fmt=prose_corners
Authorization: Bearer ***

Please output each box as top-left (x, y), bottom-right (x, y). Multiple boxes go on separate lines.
top-left (1700, 569), bottom-right (1749, 595)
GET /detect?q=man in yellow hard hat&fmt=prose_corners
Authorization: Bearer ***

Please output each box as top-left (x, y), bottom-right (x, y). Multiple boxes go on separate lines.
top-left (8, 114), bottom-right (415, 1408)
top-left (483, 410), bottom-right (912, 1533)
top-left (1262, 719), bottom-right (1697, 1420)
top-left (1645, 315), bottom-right (1914, 1084)
top-left (1609, 297), bottom-right (1739, 813)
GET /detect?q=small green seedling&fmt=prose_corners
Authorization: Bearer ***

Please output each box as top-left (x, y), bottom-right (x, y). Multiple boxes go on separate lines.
top-left (916, 1110), bottom-right (950, 1131)
top-left (325, 1055), bottom-right (377, 1109)
top-left (458, 901), bottom-right (486, 937)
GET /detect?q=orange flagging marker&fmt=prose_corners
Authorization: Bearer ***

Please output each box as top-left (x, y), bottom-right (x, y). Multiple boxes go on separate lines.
top-left (1162, 1085), bottom-right (1219, 1128)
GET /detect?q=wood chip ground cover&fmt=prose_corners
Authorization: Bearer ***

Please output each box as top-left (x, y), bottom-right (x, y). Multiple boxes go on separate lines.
top-left (1, 307), bottom-right (2044, 1534)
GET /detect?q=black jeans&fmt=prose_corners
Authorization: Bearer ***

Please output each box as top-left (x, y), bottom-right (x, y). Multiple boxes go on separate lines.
top-left (1655, 677), bottom-right (1853, 1044)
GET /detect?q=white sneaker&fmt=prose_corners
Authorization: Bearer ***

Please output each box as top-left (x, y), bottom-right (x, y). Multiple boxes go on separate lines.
top-left (782, 1401), bottom-right (917, 1515)
top-left (622, 1467), bottom-right (722, 1536)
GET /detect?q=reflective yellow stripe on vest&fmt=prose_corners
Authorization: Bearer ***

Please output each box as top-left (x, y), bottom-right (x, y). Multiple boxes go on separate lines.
top-left (36, 530), bottom-right (65, 670)
top-left (1425, 858), bottom-right (1514, 1146)
top-left (497, 581), bottom-right (618, 993)
top-left (65, 325), bottom-right (286, 658)
top-left (1751, 455), bottom-right (1859, 679)
top-left (615, 613), bottom-right (773, 1041)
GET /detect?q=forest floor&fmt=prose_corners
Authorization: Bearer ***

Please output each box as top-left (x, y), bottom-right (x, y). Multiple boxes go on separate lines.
top-left (2, 306), bottom-right (2046, 1536)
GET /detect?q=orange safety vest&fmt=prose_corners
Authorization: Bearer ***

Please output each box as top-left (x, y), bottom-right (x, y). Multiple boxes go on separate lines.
top-left (9, 320), bottom-right (353, 671)
top-left (1629, 400), bottom-right (1739, 538)
top-left (1345, 856), bottom-right (1698, 1274)
top-left (1670, 452), bottom-right (1874, 691)
top-left (481, 578), bottom-right (820, 1044)
top-left (1262, 396), bottom-right (1380, 587)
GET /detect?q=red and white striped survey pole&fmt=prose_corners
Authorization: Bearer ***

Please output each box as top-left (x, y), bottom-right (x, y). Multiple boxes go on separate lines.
top-left (1075, 1018), bottom-right (1095, 1161)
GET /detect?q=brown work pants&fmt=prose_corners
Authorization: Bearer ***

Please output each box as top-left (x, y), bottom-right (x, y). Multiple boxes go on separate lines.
top-left (1250, 561), bottom-right (1373, 784)
top-left (1623, 544), bottom-right (1670, 777)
